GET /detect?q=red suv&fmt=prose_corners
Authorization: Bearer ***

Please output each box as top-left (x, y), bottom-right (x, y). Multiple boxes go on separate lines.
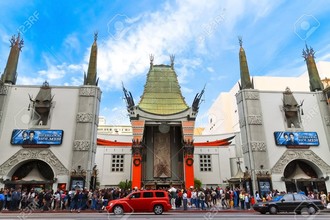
top-left (106, 190), bottom-right (172, 215)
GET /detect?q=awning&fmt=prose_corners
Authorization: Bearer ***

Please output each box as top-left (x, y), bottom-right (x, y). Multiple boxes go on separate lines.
top-left (97, 135), bottom-right (235, 147)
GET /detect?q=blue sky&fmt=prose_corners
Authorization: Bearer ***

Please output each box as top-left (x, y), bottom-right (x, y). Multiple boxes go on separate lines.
top-left (1, 0), bottom-right (330, 127)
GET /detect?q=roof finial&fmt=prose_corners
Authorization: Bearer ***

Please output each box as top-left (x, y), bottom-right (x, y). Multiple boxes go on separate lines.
top-left (10, 33), bottom-right (24, 51)
top-left (149, 54), bottom-right (154, 68)
top-left (170, 54), bottom-right (175, 69)
top-left (94, 31), bottom-right (98, 42)
top-left (302, 43), bottom-right (315, 60)
top-left (238, 36), bottom-right (243, 47)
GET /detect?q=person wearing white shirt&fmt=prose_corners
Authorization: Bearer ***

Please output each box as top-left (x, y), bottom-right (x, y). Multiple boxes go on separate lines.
top-left (182, 190), bottom-right (188, 210)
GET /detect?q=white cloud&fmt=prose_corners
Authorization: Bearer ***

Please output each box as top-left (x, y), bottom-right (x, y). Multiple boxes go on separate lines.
top-left (94, 0), bottom-right (230, 90)
top-left (207, 67), bottom-right (214, 73)
top-left (22, 0), bottom-right (283, 92)
top-left (63, 33), bottom-right (81, 53)
top-left (18, 76), bottom-right (45, 85)
top-left (37, 54), bottom-right (84, 83)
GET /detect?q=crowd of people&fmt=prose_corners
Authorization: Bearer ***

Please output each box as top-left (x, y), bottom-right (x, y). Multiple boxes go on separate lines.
top-left (1, 186), bottom-right (330, 212)
top-left (0, 187), bottom-right (130, 212)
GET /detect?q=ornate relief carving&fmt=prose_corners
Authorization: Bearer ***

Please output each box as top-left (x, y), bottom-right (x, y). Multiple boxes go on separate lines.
top-left (183, 140), bottom-right (194, 156)
top-left (79, 87), bottom-right (96, 97)
top-left (73, 140), bottom-right (90, 151)
top-left (244, 91), bottom-right (259, 100)
top-left (242, 142), bottom-right (266, 153)
top-left (251, 141), bottom-right (266, 152)
top-left (76, 113), bottom-right (93, 123)
top-left (0, 85), bottom-right (8, 95)
top-left (271, 150), bottom-right (330, 174)
top-left (324, 116), bottom-right (330, 126)
top-left (0, 149), bottom-right (68, 175)
top-left (132, 140), bottom-right (143, 156)
top-left (248, 115), bottom-right (263, 125)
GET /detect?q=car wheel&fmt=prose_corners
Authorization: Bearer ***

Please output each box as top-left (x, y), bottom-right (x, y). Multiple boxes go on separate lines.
top-left (154, 205), bottom-right (163, 215)
top-left (113, 205), bottom-right (124, 215)
top-left (269, 206), bottom-right (278, 215)
top-left (308, 206), bottom-right (316, 215)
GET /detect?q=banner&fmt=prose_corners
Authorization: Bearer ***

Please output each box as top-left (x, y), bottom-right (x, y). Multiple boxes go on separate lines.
top-left (274, 131), bottom-right (319, 146)
top-left (11, 129), bottom-right (64, 145)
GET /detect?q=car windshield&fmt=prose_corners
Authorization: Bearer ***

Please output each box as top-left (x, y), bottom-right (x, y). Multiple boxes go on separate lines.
top-left (271, 195), bottom-right (284, 201)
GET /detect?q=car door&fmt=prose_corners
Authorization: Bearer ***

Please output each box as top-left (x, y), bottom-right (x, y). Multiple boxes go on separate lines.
top-left (127, 192), bottom-right (142, 212)
top-left (141, 191), bottom-right (154, 212)
top-left (278, 194), bottom-right (295, 212)
top-left (293, 193), bottom-right (307, 212)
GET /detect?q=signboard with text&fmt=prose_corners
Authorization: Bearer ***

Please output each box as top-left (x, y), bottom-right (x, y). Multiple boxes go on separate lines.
top-left (11, 129), bottom-right (64, 145)
top-left (274, 131), bottom-right (319, 146)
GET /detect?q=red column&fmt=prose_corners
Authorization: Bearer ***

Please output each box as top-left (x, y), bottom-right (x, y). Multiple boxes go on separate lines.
top-left (132, 155), bottom-right (142, 189)
top-left (182, 121), bottom-right (195, 189)
top-left (184, 155), bottom-right (194, 189)
top-left (130, 120), bottom-right (145, 189)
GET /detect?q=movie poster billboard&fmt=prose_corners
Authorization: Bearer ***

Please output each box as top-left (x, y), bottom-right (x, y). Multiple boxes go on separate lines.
top-left (274, 131), bottom-right (319, 146)
top-left (11, 129), bottom-right (64, 145)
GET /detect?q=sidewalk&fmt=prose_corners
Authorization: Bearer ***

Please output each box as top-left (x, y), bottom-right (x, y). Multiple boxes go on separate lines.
top-left (169, 204), bottom-right (330, 214)
top-left (169, 204), bottom-right (256, 213)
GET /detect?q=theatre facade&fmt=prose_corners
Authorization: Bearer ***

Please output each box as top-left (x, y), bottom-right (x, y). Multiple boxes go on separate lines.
top-left (204, 40), bottom-right (330, 196)
top-left (0, 34), bottom-right (101, 191)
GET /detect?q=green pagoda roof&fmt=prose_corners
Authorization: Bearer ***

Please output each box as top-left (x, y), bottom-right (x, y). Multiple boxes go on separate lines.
top-left (138, 64), bottom-right (189, 115)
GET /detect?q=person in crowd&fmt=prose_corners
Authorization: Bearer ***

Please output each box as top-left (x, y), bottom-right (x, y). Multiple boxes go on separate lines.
top-left (168, 186), bottom-right (177, 209)
top-left (182, 189), bottom-right (188, 210)
top-left (53, 189), bottom-right (61, 211)
top-left (221, 190), bottom-right (227, 208)
top-left (0, 189), bottom-right (4, 212)
top-left (197, 188), bottom-right (205, 210)
top-left (187, 186), bottom-right (192, 208)
top-left (320, 191), bottom-right (327, 207)
top-left (239, 191), bottom-right (245, 210)
top-left (192, 189), bottom-right (197, 208)
top-left (327, 192), bottom-right (330, 204)
top-left (255, 191), bottom-right (261, 202)
top-left (6, 188), bottom-right (13, 211)
top-left (211, 189), bottom-right (217, 206)
top-left (244, 193), bottom-right (250, 210)
top-left (11, 188), bottom-right (21, 211)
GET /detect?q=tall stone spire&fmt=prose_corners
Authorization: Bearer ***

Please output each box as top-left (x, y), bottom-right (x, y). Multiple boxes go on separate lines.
top-left (84, 32), bottom-right (98, 86)
top-left (302, 44), bottom-right (324, 92)
top-left (1, 33), bottom-right (24, 85)
top-left (238, 37), bottom-right (253, 90)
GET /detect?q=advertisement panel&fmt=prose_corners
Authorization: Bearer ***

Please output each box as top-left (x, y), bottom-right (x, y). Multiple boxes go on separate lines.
top-left (274, 131), bottom-right (319, 146)
top-left (11, 129), bottom-right (64, 145)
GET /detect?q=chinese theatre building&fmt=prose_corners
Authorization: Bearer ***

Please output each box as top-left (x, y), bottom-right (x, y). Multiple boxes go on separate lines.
top-left (122, 55), bottom-right (204, 189)
top-left (0, 34), bottom-right (101, 191)
top-left (96, 56), bottom-right (238, 189)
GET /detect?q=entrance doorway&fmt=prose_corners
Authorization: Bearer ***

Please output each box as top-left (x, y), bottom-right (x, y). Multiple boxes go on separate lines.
top-left (5, 160), bottom-right (54, 191)
top-left (283, 160), bottom-right (327, 194)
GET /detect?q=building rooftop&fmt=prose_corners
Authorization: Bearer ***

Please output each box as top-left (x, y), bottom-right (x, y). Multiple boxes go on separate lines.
top-left (138, 64), bottom-right (189, 115)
